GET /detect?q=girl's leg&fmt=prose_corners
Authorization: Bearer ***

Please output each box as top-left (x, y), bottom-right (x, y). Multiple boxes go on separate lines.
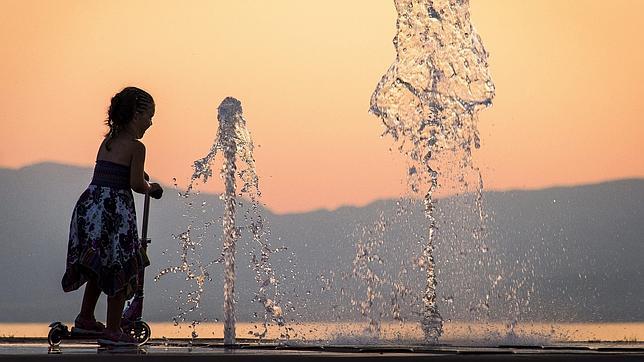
top-left (101, 290), bottom-right (138, 344)
top-left (79, 278), bottom-right (101, 320)
top-left (106, 290), bottom-right (126, 333)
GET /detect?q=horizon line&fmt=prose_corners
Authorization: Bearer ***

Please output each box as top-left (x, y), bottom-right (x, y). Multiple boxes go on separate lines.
top-left (3, 160), bottom-right (643, 216)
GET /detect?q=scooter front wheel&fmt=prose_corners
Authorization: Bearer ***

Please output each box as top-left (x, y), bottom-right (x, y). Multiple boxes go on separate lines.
top-left (124, 320), bottom-right (151, 345)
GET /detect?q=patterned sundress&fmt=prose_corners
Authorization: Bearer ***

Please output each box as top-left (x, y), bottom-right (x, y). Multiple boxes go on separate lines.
top-left (62, 160), bottom-right (149, 299)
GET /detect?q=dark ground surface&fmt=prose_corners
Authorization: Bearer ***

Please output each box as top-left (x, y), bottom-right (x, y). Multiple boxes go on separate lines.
top-left (0, 339), bottom-right (643, 361)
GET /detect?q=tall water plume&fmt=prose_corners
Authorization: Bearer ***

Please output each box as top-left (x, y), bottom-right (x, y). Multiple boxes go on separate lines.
top-left (370, 0), bottom-right (495, 342)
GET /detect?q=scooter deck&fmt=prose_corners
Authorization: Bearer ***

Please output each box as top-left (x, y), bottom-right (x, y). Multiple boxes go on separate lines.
top-left (70, 327), bottom-right (103, 338)
top-left (48, 321), bottom-right (151, 347)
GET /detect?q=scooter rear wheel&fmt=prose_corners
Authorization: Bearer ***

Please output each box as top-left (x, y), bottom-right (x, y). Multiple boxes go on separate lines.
top-left (47, 325), bottom-right (66, 347)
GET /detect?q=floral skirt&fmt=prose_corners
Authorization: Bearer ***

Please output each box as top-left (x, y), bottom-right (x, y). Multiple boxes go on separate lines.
top-left (62, 185), bottom-right (149, 298)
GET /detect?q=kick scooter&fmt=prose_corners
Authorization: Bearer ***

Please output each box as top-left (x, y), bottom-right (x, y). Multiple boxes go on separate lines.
top-left (48, 193), bottom-right (154, 347)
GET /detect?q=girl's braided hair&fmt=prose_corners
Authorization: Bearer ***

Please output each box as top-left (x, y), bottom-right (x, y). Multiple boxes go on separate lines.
top-left (105, 86), bottom-right (154, 150)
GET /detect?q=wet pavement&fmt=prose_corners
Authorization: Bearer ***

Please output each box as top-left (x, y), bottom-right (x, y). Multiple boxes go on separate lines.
top-left (0, 339), bottom-right (643, 361)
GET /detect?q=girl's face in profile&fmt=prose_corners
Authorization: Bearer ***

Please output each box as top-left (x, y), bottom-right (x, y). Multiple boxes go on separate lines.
top-left (132, 105), bottom-right (155, 139)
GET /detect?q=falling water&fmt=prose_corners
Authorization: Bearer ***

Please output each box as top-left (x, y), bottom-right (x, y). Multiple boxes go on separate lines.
top-left (156, 97), bottom-right (283, 345)
top-left (352, 212), bottom-right (387, 336)
top-left (370, 0), bottom-right (495, 342)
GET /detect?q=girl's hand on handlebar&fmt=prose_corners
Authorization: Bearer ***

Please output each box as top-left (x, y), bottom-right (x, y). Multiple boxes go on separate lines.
top-left (149, 183), bottom-right (163, 199)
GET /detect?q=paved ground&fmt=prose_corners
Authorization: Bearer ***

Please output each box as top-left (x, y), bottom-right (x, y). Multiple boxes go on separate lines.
top-left (0, 339), bottom-right (642, 361)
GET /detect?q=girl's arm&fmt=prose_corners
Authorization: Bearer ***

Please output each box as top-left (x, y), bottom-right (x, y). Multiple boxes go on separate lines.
top-left (130, 141), bottom-right (151, 194)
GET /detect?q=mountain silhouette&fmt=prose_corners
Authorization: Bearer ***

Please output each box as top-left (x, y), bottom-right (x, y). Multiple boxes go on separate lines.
top-left (0, 162), bottom-right (642, 323)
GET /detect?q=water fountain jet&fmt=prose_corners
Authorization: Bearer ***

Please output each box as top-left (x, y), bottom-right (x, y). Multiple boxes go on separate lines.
top-left (158, 97), bottom-right (283, 345)
top-left (370, 0), bottom-right (495, 343)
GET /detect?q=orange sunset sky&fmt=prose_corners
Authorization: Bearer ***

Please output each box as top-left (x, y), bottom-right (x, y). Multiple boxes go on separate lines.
top-left (1, 0), bottom-right (643, 213)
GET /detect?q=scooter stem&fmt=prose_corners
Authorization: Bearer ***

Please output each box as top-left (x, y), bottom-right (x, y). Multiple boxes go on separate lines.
top-left (141, 193), bottom-right (150, 242)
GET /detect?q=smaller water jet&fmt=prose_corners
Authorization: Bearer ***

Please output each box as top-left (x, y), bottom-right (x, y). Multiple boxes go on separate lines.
top-left (157, 97), bottom-right (283, 346)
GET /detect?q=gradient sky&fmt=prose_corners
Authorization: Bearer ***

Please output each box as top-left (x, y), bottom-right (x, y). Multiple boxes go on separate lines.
top-left (1, 0), bottom-right (643, 213)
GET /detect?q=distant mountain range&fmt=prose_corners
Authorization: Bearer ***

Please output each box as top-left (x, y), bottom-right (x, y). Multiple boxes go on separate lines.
top-left (0, 162), bottom-right (642, 323)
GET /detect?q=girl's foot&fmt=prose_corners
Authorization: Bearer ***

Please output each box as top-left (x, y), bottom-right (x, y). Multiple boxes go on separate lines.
top-left (73, 315), bottom-right (106, 335)
top-left (97, 329), bottom-right (139, 347)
